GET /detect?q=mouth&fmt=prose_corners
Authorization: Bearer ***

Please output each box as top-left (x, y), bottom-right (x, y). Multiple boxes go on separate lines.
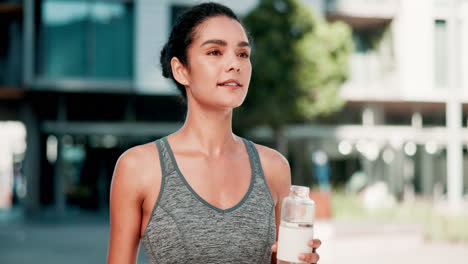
top-left (217, 79), bottom-right (242, 88)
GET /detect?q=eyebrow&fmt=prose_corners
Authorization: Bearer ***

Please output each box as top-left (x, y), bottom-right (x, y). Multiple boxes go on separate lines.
top-left (200, 39), bottom-right (250, 48)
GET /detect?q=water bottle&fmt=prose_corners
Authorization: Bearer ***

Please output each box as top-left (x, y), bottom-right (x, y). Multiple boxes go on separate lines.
top-left (277, 185), bottom-right (315, 264)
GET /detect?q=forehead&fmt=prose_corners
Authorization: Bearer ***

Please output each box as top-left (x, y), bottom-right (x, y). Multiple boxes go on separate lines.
top-left (193, 16), bottom-right (248, 44)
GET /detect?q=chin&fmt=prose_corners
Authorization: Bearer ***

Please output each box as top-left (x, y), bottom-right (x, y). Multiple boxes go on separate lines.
top-left (224, 96), bottom-right (246, 109)
top-left (206, 92), bottom-right (244, 108)
top-left (214, 101), bottom-right (242, 110)
top-left (198, 91), bottom-right (247, 110)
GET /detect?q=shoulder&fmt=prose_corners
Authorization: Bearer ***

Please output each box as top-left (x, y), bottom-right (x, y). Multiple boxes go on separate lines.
top-left (253, 143), bottom-right (290, 173)
top-left (114, 141), bottom-right (160, 176)
top-left (251, 142), bottom-right (291, 202)
top-left (111, 141), bottom-right (161, 200)
top-left (116, 141), bottom-right (159, 169)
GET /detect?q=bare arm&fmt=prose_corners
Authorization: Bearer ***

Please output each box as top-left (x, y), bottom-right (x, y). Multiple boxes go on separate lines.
top-left (253, 145), bottom-right (291, 264)
top-left (107, 149), bottom-right (145, 264)
top-left (258, 145), bottom-right (321, 264)
top-left (270, 153), bottom-right (292, 264)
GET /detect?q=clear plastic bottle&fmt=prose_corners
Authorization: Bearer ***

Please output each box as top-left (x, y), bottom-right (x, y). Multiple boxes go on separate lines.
top-left (277, 185), bottom-right (315, 264)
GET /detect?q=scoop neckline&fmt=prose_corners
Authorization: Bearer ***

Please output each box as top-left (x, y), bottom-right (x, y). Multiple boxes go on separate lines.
top-left (162, 136), bottom-right (255, 213)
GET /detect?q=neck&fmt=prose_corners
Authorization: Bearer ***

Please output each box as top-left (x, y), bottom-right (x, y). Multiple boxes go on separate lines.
top-left (176, 97), bottom-right (237, 156)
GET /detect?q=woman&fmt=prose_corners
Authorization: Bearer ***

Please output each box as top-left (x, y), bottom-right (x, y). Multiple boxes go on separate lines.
top-left (107, 2), bottom-right (321, 264)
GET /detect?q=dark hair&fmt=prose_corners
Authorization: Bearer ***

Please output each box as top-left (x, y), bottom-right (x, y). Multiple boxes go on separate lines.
top-left (160, 2), bottom-right (243, 102)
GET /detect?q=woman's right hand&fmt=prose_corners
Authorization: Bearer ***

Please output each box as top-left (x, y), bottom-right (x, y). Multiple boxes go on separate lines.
top-left (271, 239), bottom-right (321, 264)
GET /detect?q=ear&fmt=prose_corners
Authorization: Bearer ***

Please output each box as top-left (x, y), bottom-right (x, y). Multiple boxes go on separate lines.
top-left (171, 57), bottom-right (190, 86)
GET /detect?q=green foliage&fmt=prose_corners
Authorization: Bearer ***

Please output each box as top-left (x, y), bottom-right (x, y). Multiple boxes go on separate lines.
top-left (332, 190), bottom-right (468, 243)
top-left (426, 212), bottom-right (468, 243)
top-left (236, 0), bottom-right (353, 130)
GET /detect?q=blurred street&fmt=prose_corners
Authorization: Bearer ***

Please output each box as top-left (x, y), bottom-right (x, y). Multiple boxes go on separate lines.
top-left (1, 210), bottom-right (467, 264)
top-left (0, 209), bottom-right (148, 264)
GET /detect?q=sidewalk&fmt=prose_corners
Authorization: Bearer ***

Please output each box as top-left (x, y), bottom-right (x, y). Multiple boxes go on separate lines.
top-left (315, 220), bottom-right (468, 264)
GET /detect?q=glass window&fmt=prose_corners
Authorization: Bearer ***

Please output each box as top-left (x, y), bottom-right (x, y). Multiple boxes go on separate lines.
top-left (91, 2), bottom-right (133, 79)
top-left (37, 0), bottom-right (133, 80)
top-left (434, 19), bottom-right (448, 88)
top-left (0, 9), bottom-right (23, 87)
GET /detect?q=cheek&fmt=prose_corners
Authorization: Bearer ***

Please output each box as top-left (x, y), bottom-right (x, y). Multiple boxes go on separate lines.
top-left (188, 53), bottom-right (216, 77)
top-left (193, 60), bottom-right (219, 83)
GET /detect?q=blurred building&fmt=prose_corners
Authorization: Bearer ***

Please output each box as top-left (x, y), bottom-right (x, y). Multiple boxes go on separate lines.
top-left (288, 0), bottom-right (468, 206)
top-left (0, 0), bottom-right (467, 216)
top-left (0, 0), bottom-right (188, 215)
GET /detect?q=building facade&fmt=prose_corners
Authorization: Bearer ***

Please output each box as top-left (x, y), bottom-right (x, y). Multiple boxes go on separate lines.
top-left (323, 0), bottom-right (468, 208)
top-left (0, 0), bottom-right (467, 216)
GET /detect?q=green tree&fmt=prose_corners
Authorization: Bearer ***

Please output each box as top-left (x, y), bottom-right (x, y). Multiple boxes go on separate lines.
top-left (236, 0), bottom-right (353, 154)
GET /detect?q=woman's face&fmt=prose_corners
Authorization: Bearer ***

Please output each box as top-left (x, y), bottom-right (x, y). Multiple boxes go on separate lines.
top-left (184, 16), bottom-right (252, 109)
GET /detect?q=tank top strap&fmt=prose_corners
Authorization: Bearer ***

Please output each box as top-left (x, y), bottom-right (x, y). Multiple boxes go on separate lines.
top-left (155, 137), bottom-right (176, 176)
top-left (242, 138), bottom-right (264, 179)
top-left (242, 138), bottom-right (275, 205)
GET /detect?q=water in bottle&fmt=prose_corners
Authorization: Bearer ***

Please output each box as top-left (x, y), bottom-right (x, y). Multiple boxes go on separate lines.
top-left (277, 185), bottom-right (315, 264)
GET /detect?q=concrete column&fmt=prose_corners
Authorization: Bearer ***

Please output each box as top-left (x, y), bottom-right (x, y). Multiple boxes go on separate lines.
top-left (446, 0), bottom-right (463, 211)
top-left (386, 149), bottom-right (396, 196)
top-left (20, 103), bottom-right (41, 216)
top-left (420, 149), bottom-right (434, 196)
top-left (54, 138), bottom-right (66, 216)
top-left (382, 149), bottom-right (392, 186)
top-left (433, 153), bottom-right (447, 200)
top-left (361, 105), bottom-right (384, 186)
top-left (403, 155), bottom-right (415, 200)
top-left (362, 104), bottom-right (385, 126)
top-left (54, 96), bottom-right (67, 215)
top-left (391, 147), bottom-right (405, 200)
top-left (411, 112), bottom-right (423, 128)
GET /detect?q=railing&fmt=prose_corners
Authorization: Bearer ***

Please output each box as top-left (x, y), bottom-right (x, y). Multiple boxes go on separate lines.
top-left (340, 52), bottom-right (399, 100)
top-left (349, 52), bottom-right (397, 85)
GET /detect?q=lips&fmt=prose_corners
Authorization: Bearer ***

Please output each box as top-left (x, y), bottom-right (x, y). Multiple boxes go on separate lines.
top-left (217, 79), bottom-right (242, 87)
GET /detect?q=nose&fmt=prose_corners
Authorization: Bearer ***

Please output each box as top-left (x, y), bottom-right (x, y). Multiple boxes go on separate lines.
top-left (226, 53), bottom-right (241, 73)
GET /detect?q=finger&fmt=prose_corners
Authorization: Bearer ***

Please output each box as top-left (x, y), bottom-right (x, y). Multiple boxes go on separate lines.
top-left (298, 253), bottom-right (311, 263)
top-left (308, 239), bottom-right (322, 250)
top-left (271, 242), bottom-right (277, 252)
top-left (312, 252), bottom-right (320, 263)
top-left (299, 252), bottom-right (320, 263)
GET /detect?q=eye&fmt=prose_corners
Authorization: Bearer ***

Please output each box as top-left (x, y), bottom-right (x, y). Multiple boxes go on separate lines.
top-left (207, 50), bottom-right (222, 56)
top-left (239, 52), bottom-right (250, 59)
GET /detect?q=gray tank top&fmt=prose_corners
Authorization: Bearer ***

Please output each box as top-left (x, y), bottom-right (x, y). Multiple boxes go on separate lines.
top-left (141, 137), bottom-right (276, 264)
